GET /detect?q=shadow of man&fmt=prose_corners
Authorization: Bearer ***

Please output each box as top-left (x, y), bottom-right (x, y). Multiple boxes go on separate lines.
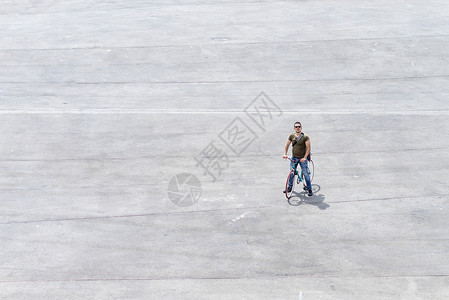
top-left (287, 184), bottom-right (329, 210)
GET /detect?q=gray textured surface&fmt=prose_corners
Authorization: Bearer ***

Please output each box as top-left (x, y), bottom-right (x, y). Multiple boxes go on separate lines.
top-left (1, 0), bottom-right (449, 299)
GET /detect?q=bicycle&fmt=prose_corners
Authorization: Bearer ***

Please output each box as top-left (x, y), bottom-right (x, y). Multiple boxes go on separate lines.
top-left (284, 157), bottom-right (315, 199)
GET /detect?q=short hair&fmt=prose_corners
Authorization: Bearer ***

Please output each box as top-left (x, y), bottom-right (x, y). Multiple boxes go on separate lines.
top-left (294, 121), bottom-right (301, 126)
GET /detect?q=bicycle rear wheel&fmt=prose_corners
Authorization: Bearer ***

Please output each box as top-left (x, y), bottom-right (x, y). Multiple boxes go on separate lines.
top-left (309, 159), bottom-right (315, 183)
top-left (285, 169), bottom-right (296, 199)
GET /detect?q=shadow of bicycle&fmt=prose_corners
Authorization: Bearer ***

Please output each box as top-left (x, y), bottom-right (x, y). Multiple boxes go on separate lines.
top-left (287, 184), bottom-right (329, 210)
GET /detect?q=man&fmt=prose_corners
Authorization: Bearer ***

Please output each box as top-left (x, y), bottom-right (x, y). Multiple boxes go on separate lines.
top-left (283, 121), bottom-right (313, 196)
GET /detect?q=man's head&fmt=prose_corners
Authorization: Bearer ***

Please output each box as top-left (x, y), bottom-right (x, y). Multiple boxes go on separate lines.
top-left (294, 121), bottom-right (302, 133)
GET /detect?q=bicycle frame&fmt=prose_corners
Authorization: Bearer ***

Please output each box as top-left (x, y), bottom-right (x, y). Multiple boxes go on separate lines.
top-left (285, 157), bottom-right (314, 199)
top-left (288, 158), bottom-right (304, 182)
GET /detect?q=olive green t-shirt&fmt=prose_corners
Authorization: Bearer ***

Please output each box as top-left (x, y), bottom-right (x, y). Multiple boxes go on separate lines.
top-left (289, 133), bottom-right (310, 158)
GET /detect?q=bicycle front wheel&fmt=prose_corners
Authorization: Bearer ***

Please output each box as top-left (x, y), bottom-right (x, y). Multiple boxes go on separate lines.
top-left (301, 160), bottom-right (315, 189)
top-left (285, 169), bottom-right (296, 199)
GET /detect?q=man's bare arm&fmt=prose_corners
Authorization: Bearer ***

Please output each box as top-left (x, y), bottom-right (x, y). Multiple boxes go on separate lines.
top-left (283, 140), bottom-right (291, 159)
top-left (301, 140), bottom-right (311, 162)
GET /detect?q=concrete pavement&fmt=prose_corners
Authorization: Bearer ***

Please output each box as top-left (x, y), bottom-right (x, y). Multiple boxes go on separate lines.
top-left (1, 0), bottom-right (449, 299)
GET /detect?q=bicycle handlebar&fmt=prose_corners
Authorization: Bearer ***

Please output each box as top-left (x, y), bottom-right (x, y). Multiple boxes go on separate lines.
top-left (287, 158), bottom-right (312, 162)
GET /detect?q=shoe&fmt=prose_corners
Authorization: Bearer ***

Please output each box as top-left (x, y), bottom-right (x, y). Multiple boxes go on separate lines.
top-left (303, 186), bottom-right (308, 191)
top-left (308, 189), bottom-right (313, 196)
top-left (283, 186), bottom-right (292, 193)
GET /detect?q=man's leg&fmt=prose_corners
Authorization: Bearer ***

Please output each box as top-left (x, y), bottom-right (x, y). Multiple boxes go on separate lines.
top-left (299, 160), bottom-right (313, 195)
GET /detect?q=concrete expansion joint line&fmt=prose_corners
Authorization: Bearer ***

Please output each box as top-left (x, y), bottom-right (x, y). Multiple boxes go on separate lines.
top-left (1, 193), bottom-right (448, 225)
top-left (0, 205), bottom-right (274, 225)
top-left (0, 0), bottom-right (292, 17)
top-left (0, 109), bottom-right (448, 115)
top-left (0, 147), bottom-right (445, 162)
top-left (330, 193), bottom-right (449, 204)
top-left (1, 34), bottom-right (449, 52)
top-left (1, 75), bottom-right (449, 85)
top-left (1, 274), bottom-right (449, 283)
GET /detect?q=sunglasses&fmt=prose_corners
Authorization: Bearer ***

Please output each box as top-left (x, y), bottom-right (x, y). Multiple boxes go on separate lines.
top-left (294, 125), bottom-right (301, 128)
